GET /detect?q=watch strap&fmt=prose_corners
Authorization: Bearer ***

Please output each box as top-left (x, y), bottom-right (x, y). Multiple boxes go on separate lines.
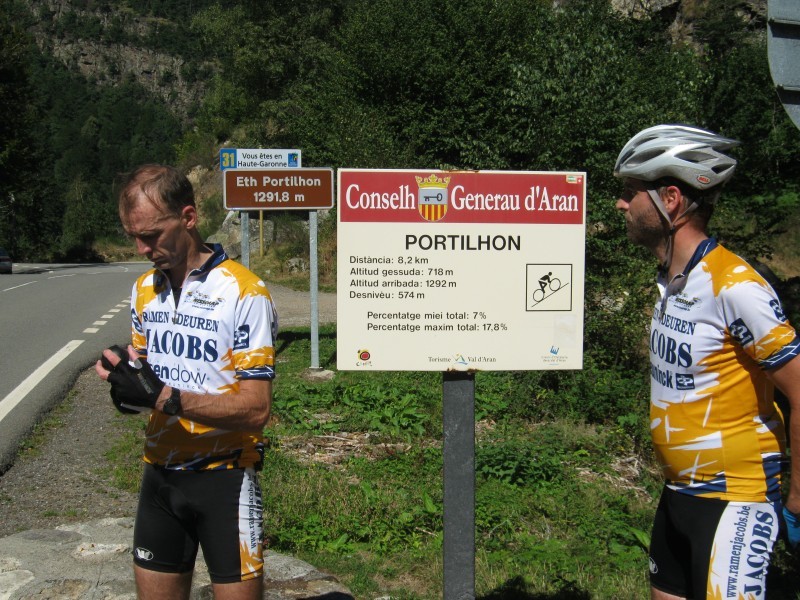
top-left (163, 387), bottom-right (182, 415)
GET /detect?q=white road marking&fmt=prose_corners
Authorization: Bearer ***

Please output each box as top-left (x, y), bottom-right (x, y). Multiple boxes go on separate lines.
top-left (1, 281), bottom-right (36, 293)
top-left (84, 328), bottom-right (100, 333)
top-left (0, 340), bottom-right (85, 423)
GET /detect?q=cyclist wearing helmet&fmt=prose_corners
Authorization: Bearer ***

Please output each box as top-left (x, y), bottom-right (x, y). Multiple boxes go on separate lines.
top-left (614, 125), bottom-right (800, 600)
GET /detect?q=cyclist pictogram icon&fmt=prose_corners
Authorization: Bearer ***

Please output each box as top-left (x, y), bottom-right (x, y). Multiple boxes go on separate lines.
top-left (526, 264), bottom-right (572, 311)
top-left (532, 272), bottom-right (562, 303)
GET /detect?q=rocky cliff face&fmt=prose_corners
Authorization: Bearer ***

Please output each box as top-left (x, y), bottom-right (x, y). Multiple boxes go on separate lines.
top-left (612, 0), bottom-right (765, 20)
top-left (49, 40), bottom-right (199, 120)
top-left (611, 0), bottom-right (767, 46)
top-left (24, 0), bottom-right (209, 122)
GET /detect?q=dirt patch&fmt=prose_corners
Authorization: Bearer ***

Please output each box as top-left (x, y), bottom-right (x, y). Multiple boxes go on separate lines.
top-left (269, 283), bottom-right (337, 328)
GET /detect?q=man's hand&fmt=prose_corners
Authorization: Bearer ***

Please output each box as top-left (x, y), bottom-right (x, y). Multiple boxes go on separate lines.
top-left (784, 506), bottom-right (800, 550)
top-left (95, 345), bottom-right (164, 414)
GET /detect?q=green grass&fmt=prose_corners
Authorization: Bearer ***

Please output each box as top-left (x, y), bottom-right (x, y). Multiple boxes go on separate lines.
top-left (17, 392), bottom-right (77, 459)
top-left (103, 324), bottom-right (800, 599)
top-left (260, 325), bottom-right (660, 598)
top-left (102, 413), bottom-right (148, 490)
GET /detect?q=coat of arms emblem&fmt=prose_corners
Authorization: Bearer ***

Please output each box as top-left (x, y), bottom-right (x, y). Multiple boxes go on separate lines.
top-left (416, 174), bottom-right (450, 222)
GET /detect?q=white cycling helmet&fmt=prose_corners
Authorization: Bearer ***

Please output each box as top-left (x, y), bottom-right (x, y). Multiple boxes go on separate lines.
top-left (614, 125), bottom-right (740, 272)
top-left (614, 124), bottom-right (740, 190)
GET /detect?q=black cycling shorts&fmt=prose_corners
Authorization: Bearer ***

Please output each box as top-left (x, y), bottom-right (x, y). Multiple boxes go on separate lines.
top-left (133, 463), bottom-right (263, 583)
top-left (649, 486), bottom-right (779, 600)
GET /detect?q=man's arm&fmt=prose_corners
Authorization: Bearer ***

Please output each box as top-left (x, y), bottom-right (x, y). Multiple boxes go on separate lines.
top-left (154, 379), bottom-right (271, 431)
top-left (96, 345), bottom-right (272, 431)
top-left (767, 355), bottom-right (800, 513)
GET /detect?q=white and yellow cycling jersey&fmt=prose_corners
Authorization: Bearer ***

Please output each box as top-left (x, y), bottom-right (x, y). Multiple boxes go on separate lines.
top-left (650, 238), bottom-right (798, 502)
top-left (129, 244), bottom-right (278, 470)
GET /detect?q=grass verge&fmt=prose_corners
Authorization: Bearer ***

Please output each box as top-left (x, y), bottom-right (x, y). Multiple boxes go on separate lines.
top-left (103, 325), bottom-right (800, 599)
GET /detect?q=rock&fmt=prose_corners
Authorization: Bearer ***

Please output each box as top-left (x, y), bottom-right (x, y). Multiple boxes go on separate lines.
top-left (302, 368), bottom-right (336, 382)
top-left (0, 518), bottom-right (353, 600)
top-left (206, 210), bottom-right (273, 260)
top-left (286, 257), bottom-right (309, 273)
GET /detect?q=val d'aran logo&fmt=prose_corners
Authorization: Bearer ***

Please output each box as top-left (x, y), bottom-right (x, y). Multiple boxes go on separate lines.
top-left (416, 174), bottom-right (450, 222)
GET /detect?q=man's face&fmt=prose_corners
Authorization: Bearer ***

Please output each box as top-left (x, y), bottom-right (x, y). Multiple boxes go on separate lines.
top-left (120, 195), bottom-right (190, 271)
top-left (615, 179), bottom-right (665, 249)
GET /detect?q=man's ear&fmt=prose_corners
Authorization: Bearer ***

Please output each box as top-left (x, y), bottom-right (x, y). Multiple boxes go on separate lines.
top-left (662, 185), bottom-right (685, 216)
top-left (181, 205), bottom-right (198, 230)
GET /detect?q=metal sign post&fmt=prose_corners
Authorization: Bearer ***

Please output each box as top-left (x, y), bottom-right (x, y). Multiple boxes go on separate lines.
top-left (443, 372), bottom-right (476, 600)
top-left (309, 210), bottom-right (321, 369)
top-left (241, 212), bottom-right (250, 269)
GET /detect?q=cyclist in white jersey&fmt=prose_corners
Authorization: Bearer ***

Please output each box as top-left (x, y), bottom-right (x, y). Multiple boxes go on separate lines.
top-left (95, 165), bottom-right (277, 600)
top-left (614, 125), bottom-right (800, 600)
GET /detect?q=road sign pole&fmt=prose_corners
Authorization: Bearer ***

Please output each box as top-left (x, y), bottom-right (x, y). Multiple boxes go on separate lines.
top-left (260, 213), bottom-right (264, 257)
top-left (443, 371), bottom-right (476, 600)
top-left (241, 212), bottom-right (250, 269)
top-left (310, 210), bottom-right (320, 370)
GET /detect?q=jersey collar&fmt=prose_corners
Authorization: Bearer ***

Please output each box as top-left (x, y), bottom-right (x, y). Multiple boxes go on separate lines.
top-left (190, 244), bottom-right (228, 277)
top-left (680, 237), bottom-right (717, 277)
top-left (154, 244), bottom-right (229, 289)
top-left (657, 237), bottom-right (717, 315)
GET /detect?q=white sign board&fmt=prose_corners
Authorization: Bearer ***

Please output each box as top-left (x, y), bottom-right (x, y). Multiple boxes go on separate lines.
top-left (219, 148), bottom-right (301, 170)
top-left (336, 169), bottom-right (586, 371)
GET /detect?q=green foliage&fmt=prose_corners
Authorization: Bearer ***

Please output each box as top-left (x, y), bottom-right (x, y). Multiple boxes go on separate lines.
top-left (263, 445), bottom-right (443, 556)
top-left (60, 175), bottom-right (110, 259)
top-left (470, 360), bottom-right (650, 439)
top-left (6, 0), bottom-right (202, 260)
top-left (713, 188), bottom-right (800, 261)
top-left (197, 192), bottom-right (225, 241)
top-left (701, 34), bottom-right (800, 259)
top-left (24, 54), bottom-right (181, 259)
top-left (175, 128), bottom-right (219, 170)
top-left (477, 441), bottom-right (567, 488)
top-left (340, 382), bottom-right (432, 439)
top-left (255, 325), bottom-right (662, 597)
top-left (102, 414), bottom-right (149, 492)
top-left (0, 1), bottom-right (62, 260)
top-left (11, 0), bottom-right (800, 273)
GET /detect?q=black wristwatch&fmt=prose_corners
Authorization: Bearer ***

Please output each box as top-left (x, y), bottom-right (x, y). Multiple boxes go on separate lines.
top-left (163, 387), bottom-right (182, 416)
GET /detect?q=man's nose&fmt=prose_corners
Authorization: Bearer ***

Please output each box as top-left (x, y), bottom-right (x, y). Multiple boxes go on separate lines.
top-left (135, 239), bottom-right (151, 255)
top-left (615, 198), bottom-right (629, 211)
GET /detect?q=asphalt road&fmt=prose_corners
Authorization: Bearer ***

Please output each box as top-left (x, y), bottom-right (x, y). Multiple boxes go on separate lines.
top-left (0, 261), bottom-right (151, 471)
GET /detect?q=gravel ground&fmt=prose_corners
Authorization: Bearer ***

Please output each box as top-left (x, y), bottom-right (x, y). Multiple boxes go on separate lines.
top-left (0, 369), bottom-right (140, 538)
top-left (0, 283), bottom-right (336, 538)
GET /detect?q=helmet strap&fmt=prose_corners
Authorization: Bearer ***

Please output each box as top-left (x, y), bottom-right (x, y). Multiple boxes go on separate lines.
top-left (646, 188), bottom-right (697, 274)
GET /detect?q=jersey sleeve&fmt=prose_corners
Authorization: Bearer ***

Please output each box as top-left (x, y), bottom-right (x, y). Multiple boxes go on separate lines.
top-left (718, 275), bottom-right (800, 370)
top-left (233, 279), bottom-right (278, 380)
